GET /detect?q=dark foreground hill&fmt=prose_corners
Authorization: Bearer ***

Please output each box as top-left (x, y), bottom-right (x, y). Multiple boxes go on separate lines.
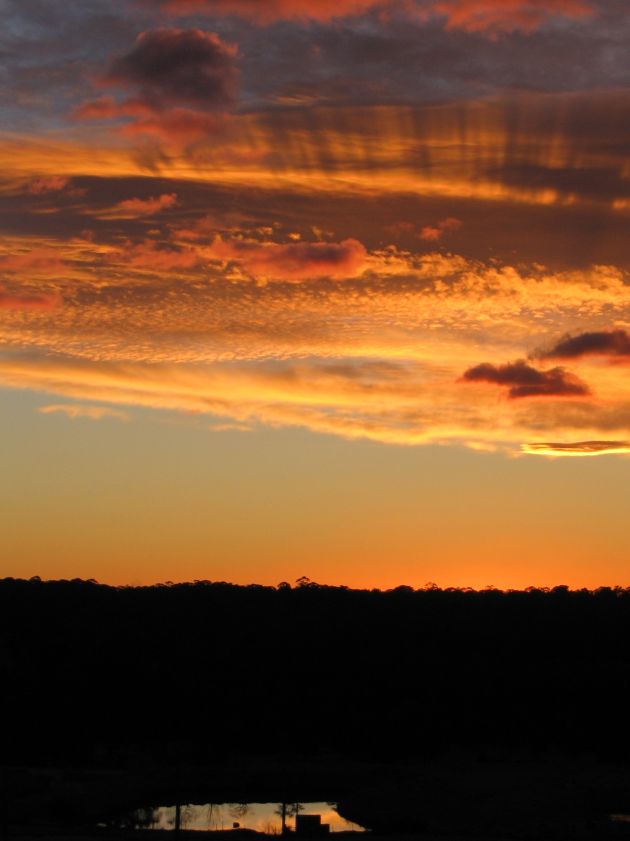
top-left (2, 577), bottom-right (630, 766)
top-left (6, 578), bottom-right (630, 838)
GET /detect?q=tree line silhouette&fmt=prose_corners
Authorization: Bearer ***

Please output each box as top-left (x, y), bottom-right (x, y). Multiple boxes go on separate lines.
top-left (2, 576), bottom-right (630, 767)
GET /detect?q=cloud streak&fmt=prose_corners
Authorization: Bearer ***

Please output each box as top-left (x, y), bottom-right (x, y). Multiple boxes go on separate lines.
top-left (157, 0), bottom-right (377, 23)
top-left (156, 0), bottom-right (594, 34)
top-left (38, 403), bottom-right (130, 421)
top-left (431, 0), bottom-right (593, 35)
top-left (522, 440), bottom-right (630, 457)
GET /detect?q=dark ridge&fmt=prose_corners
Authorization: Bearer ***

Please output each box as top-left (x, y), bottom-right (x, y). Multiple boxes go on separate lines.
top-left (2, 576), bottom-right (630, 766)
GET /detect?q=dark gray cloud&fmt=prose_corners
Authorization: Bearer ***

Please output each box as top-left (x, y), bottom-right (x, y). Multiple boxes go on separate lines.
top-left (103, 27), bottom-right (238, 111)
top-left (72, 27), bottom-right (239, 142)
top-left (542, 329), bottom-right (630, 360)
top-left (462, 360), bottom-right (591, 399)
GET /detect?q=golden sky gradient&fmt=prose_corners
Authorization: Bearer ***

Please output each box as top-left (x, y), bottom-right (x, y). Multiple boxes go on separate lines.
top-left (2, 0), bottom-right (630, 587)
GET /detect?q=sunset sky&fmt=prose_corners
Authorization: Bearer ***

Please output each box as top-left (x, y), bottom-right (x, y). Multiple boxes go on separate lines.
top-left (2, 0), bottom-right (630, 588)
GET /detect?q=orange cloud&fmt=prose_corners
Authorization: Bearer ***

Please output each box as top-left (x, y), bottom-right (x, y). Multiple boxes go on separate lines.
top-left (204, 236), bottom-right (367, 280)
top-left (26, 176), bottom-right (70, 194)
top-left (522, 440), bottom-right (630, 457)
top-left (0, 248), bottom-right (64, 274)
top-left (156, 0), bottom-right (594, 33)
top-left (420, 217), bottom-right (462, 242)
top-left (157, 0), bottom-right (377, 23)
top-left (114, 193), bottom-right (178, 216)
top-left (74, 98), bottom-right (226, 144)
top-left (2, 234), bottom-right (630, 454)
top-left (120, 106), bottom-right (226, 143)
top-left (13, 93), bottom-right (628, 209)
top-left (110, 239), bottom-right (201, 270)
top-left (432, 0), bottom-right (593, 35)
top-left (0, 288), bottom-right (60, 311)
top-left (72, 96), bottom-right (120, 121)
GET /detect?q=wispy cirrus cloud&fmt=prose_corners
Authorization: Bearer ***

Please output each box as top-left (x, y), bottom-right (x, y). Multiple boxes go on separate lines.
top-left (155, 0), bottom-right (377, 23)
top-left (155, 0), bottom-right (595, 34)
top-left (38, 403), bottom-right (130, 421)
top-left (522, 440), bottom-right (630, 457)
top-left (430, 0), bottom-right (593, 35)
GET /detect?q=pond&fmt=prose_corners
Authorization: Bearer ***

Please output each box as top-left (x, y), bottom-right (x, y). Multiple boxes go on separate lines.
top-left (116, 802), bottom-right (365, 833)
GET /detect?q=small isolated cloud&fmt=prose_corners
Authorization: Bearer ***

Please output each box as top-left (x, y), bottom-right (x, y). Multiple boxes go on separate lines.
top-left (113, 193), bottom-right (178, 217)
top-left (522, 440), bottom-right (630, 457)
top-left (25, 177), bottom-right (85, 199)
top-left (204, 236), bottom-right (367, 280)
top-left (542, 329), bottom-right (630, 360)
top-left (26, 176), bottom-right (70, 195)
top-left (461, 360), bottom-right (590, 399)
top-left (74, 29), bottom-right (238, 144)
top-left (420, 217), bottom-right (462, 242)
top-left (209, 421), bottom-right (254, 432)
top-left (38, 404), bottom-right (130, 421)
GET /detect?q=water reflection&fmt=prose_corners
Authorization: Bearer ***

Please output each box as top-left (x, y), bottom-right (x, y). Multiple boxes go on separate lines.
top-left (124, 802), bottom-right (364, 833)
